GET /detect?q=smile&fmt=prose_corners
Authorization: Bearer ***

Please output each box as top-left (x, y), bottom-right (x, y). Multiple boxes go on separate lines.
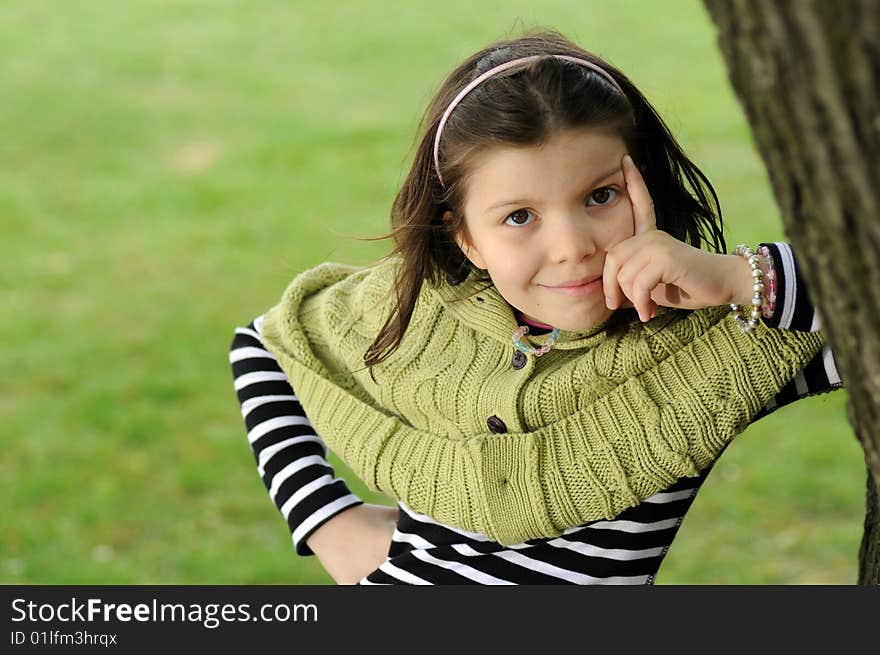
top-left (540, 276), bottom-right (603, 297)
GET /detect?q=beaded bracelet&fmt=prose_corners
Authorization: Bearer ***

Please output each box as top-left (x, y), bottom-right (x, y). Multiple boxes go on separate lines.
top-left (729, 244), bottom-right (765, 333)
top-left (757, 244), bottom-right (777, 319)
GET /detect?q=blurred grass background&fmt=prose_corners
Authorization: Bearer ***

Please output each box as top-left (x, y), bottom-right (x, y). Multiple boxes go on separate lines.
top-left (1, 0), bottom-right (863, 584)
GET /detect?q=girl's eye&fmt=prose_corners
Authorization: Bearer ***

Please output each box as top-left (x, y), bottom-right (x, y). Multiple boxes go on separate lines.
top-left (504, 209), bottom-right (535, 227)
top-left (587, 186), bottom-right (619, 206)
top-left (503, 188), bottom-right (619, 226)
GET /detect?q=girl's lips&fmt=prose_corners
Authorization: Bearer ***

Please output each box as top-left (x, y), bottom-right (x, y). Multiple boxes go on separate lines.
top-left (542, 277), bottom-right (603, 297)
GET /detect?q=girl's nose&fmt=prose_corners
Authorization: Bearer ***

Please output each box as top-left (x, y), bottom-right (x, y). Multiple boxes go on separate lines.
top-left (547, 214), bottom-right (598, 264)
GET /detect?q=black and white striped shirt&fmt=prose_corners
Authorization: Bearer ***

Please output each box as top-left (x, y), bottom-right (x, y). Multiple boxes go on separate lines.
top-left (229, 242), bottom-right (842, 584)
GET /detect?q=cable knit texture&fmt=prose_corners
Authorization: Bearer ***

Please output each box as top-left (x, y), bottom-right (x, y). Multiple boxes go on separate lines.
top-left (259, 257), bottom-right (825, 545)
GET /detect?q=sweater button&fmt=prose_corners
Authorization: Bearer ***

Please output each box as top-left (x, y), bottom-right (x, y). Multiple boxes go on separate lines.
top-left (511, 350), bottom-right (527, 370)
top-left (487, 415), bottom-right (508, 434)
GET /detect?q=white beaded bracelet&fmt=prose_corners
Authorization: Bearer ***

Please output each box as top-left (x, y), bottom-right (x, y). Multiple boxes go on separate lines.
top-left (729, 244), bottom-right (765, 333)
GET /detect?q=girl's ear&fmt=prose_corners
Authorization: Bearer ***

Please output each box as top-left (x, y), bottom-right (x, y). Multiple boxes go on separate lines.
top-left (443, 210), bottom-right (487, 270)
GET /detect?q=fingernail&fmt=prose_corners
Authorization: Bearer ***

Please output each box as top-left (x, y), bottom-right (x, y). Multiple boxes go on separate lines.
top-left (605, 297), bottom-right (615, 309)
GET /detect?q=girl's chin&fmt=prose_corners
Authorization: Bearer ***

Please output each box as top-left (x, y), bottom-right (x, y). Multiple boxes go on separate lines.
top-left (517, 299), bottom-right (615, 332)
top-left (535, 314), bottom-right (613, 333)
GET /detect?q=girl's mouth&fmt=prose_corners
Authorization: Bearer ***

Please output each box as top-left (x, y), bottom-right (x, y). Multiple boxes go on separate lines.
top-left (541, 276), bottom-right (603, 297)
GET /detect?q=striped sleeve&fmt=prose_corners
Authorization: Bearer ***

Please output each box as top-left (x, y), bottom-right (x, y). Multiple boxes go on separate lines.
top-left (755, 242), bottom-right (843, 417)
top-left (230, 314), bottom-right (363, 556)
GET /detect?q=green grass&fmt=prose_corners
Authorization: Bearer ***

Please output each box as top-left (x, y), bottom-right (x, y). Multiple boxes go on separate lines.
top-left (1, 0), bottom-right (863, 584)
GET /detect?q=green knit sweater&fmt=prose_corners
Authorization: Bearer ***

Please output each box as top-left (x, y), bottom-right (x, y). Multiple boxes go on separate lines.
top-left (260, 257), bottom-right (825, 545)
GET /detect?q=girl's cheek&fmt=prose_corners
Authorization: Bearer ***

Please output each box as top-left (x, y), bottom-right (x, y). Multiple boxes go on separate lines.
top-left (597, 219), bottom-right (634, 255)
top-left (613, 189), bottom-right (632, 215)
top-left (500, 252), bottom-right (539, 282)
top-left (617, 201), bottom-right (637, 239)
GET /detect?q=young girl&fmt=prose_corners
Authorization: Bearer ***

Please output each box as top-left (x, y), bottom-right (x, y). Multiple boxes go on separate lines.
top-left (230, 29), bottom-right (843, 584)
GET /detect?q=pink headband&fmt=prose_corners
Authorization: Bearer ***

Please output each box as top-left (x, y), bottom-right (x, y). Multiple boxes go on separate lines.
top-left (432, 54), bottom-right (626, 188)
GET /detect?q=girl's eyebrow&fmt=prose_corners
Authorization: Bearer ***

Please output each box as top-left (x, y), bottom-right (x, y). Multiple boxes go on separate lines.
top-left (483, 165), bottom-right (623, 213)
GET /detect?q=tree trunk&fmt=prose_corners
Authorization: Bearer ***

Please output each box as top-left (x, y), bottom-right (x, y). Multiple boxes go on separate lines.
top-left (702, 0), bottom-right (880, 584)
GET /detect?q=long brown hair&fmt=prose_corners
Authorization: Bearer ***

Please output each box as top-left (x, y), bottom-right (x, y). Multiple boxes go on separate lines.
top-left (362, 27), bottom-right (725, 369)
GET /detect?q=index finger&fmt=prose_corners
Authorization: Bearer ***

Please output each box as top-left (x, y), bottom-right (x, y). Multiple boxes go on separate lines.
top-left (623, 154), bottom-right (656, 235)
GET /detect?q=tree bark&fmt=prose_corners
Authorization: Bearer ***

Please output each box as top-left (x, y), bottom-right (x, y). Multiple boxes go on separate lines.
top-left (702, 0), bottom-right (880, 583)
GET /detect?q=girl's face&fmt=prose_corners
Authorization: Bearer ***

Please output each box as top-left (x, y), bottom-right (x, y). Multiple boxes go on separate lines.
top-left (451, 126), bottom-right (635, 332)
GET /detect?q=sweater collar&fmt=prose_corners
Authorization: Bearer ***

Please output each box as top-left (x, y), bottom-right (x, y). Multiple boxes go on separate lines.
top-left (429, 269), bottom-right (647, 352)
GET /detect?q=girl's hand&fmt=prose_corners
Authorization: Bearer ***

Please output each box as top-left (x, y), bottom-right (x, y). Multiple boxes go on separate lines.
top-left (603, 154), bottom-right (749, 322)
top-left (305, 503), bottom-right (398, 585)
